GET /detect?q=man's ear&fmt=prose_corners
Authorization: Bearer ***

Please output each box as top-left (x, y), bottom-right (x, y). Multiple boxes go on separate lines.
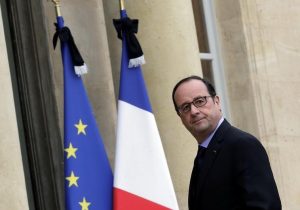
top-left (214, 95), bottom-right (220, 104)
top-left (214, 96), bottom-right (222, 112)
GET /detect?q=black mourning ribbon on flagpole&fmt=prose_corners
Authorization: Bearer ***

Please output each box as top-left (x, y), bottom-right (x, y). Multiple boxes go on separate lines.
top-left (53, 24), bottom-right (88, 76)
top-left (113, 17), bottom-right (145, 68)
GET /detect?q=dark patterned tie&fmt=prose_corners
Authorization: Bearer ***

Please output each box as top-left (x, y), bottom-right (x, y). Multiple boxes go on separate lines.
top-left (195, 145), bottom-right (206, 168)
top-left (188, 145), bottom-right (206, 210)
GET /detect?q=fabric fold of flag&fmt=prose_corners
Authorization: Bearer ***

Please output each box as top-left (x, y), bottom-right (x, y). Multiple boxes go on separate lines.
top-left (113, 10), bottom-right (179, 210)
top-left (54, 16), bottom-right (113, 210)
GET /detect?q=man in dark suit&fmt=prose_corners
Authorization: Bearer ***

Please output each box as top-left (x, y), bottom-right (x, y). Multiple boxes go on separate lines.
top-left (172, 75), bottom-right (281, 210)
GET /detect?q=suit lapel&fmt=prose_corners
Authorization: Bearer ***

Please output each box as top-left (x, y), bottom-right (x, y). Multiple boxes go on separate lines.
top-left (195, 120), bottom-right (231, 194)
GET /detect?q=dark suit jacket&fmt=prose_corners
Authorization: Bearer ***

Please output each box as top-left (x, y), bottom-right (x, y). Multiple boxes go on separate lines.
top-left (188, 119), bottom-right (281, 210)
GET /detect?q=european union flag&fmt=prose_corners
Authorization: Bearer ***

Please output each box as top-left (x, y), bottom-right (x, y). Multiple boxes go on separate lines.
top-left (54, 16), bottom-right (113, 210)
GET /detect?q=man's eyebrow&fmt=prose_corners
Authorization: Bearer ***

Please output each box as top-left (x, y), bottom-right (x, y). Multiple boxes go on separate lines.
top-left (193, 95), bottom-right (204, 100)
top-left (179, 96), bottom-right (204, 106)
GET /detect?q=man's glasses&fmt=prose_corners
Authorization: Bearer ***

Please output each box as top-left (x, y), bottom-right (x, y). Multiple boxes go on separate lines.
top-left (177, 96), bottom-right (214, 114)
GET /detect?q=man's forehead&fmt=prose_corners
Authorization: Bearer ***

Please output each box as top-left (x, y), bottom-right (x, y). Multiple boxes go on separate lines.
top-left (177, 79), bottom-right (208, 93)
top-left (175, 80), bottom-right (209, 101)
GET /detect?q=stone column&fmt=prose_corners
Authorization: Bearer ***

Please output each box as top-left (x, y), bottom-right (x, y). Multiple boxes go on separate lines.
top-left (215, 0), bottom-right (300, 209)
top-left (103, 1), bottom-right (202, 209)
top-left (239, 1), bottom-right (300, 209)
top-left (0, 9), bottom-right (29, 210)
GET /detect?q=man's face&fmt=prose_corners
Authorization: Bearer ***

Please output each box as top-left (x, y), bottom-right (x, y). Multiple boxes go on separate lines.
top-left (174, 79), bottom-right (222, 142)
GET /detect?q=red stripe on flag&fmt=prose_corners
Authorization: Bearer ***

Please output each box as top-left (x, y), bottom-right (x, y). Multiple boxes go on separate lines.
top-left (113, 188), bottom-right (171, 210)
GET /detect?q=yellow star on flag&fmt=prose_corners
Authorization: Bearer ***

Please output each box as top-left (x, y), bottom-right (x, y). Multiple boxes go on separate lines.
top-left (75, 119), bottom-right (87, 135)
top-left (79, 197), bottom-right (91, 210)
top-left (64, 143), bottom-right (78, 159)
top-left (66, 171), bottom-right (79, 187)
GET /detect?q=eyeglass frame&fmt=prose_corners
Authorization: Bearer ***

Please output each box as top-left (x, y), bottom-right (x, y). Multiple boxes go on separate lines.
top-left (177, 95), bottom-right (215, 115)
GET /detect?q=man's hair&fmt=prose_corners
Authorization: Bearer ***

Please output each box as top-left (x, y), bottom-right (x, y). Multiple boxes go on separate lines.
top-left (172, 75), bottom-right (216, 114)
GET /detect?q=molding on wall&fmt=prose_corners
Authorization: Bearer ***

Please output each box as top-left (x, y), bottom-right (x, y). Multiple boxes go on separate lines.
top-left (239, 0), bottom-right (277, 139)
top-left (3, 0), bottom-right (64, 209)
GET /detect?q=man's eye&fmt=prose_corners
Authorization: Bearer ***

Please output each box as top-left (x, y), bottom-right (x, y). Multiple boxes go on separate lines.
top-left (181, 104), bottom-right (190, 112)
top-left (194, 98), bottom-right (205, 106)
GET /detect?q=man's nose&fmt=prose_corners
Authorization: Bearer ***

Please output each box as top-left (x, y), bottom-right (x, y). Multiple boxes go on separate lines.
top-left (190, 103), bottom-right (200, 114)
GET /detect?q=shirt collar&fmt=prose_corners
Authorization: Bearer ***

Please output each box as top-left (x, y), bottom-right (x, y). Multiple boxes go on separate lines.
top-left (200, 117), bottom-right (224, 148)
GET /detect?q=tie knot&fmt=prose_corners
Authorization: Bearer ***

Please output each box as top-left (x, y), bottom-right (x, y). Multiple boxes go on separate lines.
top-left (197, 145), bottom-right (206, 158)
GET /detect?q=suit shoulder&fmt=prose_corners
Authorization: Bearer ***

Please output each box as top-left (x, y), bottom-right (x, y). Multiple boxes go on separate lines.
top-left (222, 126), bottom-right (272, 168)
top-left (224, 125), bottom-right (265, 149)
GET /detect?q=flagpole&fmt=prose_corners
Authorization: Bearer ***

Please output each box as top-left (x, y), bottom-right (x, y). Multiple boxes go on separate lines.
top-left (52, 0), bottom-right (61, 17)
top-left (119, 0), bottom-right (125, 10)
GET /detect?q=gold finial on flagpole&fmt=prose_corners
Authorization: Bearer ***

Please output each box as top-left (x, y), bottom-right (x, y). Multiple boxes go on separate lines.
top-left (120, 0), bottom-right (125, 10)
top-left (52, 0), bottom-right (61, 17)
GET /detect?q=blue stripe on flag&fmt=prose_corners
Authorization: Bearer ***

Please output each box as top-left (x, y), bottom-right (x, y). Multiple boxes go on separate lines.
top-left (118, 10), bottom-right (152, 113)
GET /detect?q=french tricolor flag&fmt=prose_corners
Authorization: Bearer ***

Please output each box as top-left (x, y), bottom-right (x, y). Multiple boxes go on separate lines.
top-left (113, 9), bottom-right (179, 210)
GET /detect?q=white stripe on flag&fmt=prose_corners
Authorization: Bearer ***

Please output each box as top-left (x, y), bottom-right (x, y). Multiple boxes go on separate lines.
top-left (114, 100), bottom-right (178, 209)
